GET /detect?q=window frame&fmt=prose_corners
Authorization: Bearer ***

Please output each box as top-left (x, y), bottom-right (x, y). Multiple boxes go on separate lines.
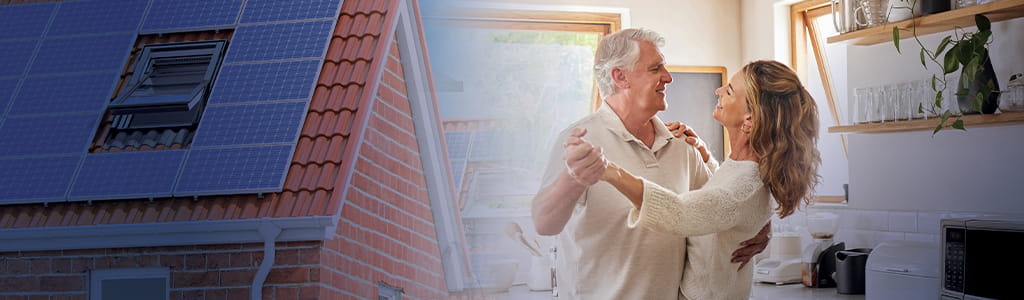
top-left (108, 40), bottom-right (227, 129)
top-left (89, 267), bottom-right (170, 300)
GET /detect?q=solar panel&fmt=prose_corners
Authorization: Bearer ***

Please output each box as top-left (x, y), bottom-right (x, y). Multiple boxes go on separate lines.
top-left (0, 40), bottom-right (37, 78)
top-left (224, 20), bottom-right (334, 63)
top-left (445, 131), bottom-right (472, 159)
top-left (174, 145), bottom-right (292, 195)
top-left (191, 101), bottom-right (307, 147)
top-left (141, 0), bottom-right (244, 33)
top-left (450, 159), bottom-right (467, 191)
top-left (0, 3), bottom-right (55, 40)
top-left (30, 34), bottom-right (135, 75)
top-left (240, 0), bottom-right (341, 23)
top-left (469, 130), bottom-right (507, 161)
top-left (0, 78), bottom-right (18, 116)
top-left (69, 150), bottom-right (186, 201)
top-left (208, 60), bottom-right (320, 105)
top-left (9, 72), bottom-right (119, 116)
top-left (47, 0), bottom-right (148, 37)
top-left (0, 155), bottom-right (80, 204)
top-left (0, 114), bottom-right (98, 157)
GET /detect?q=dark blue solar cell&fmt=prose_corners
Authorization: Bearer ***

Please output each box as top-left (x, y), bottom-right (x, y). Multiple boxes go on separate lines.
top-left (208, 60), bottom-right (320, 104)
top-left (175, 145), bottom-right (292, 194)
top-left (450, 159), bottom-right (466, 190)
top-left (30, 33), bottom-right (134, 75)
top-left (141, 0), bottom-right (244, 33)
top-left (48, 0), bottom-right (148, 37)
top-left (0, 155), bottom-right (80, 203)
top-left (445, 131), bottom-right (471, 159)
top-left (0, 40), bottom-right (38, 77)
top-left (0, 3), bottom-right (55, 40)
top-left (9, 72), bottom-right (118, 116)
top-left (0, 114), bottom-right (98, 157)
top-left (224, 20), bottom-right (334, 63)
top-left (192, 101), bottom-right (306, 147)
top-left (0, 78), bottom-right (18, 116)
top-left (241, 0), bottom-right (341, 23)
top-left (469, 130), bottom-right (510, 161)
top-left (69, 150), bottom-right (186, 201)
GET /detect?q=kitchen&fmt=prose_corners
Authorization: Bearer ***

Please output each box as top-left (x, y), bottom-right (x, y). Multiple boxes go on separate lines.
top-left (421, 0), bottom-right (1024, 299)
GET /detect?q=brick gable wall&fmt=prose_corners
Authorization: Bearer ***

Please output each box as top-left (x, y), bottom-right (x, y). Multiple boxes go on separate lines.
top-left (323, 37), bottom-right (448, 299)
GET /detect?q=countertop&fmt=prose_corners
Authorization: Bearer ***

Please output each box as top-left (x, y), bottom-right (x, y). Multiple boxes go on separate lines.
top-left (489, 282), bottom-right (866, 299)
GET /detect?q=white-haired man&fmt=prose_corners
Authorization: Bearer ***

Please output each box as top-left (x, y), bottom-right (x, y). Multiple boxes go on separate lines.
top-left (531, 28), bottom-right (769, 299)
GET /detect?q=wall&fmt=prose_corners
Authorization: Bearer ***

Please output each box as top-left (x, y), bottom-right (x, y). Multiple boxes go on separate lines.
top-left (331, 39), bottom-right (450, 299)
top-left (0, 242), bottom-right (322, 300)
top-left (456, 0), bottom-right (744, 75)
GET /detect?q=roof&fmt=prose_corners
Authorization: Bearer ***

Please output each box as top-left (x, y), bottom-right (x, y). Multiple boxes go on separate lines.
top-left (0, 0), bottom-right (400, 229)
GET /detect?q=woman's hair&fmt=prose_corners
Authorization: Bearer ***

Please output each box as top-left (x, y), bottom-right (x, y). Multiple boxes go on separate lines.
top-left (593, 28), bottom-right (665, 99)
top-left (741, 60), bottom-right (821, 218)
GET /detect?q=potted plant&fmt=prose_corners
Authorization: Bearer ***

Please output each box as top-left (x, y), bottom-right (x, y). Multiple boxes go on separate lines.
top-left (891, 1), bottom-right (999, 133)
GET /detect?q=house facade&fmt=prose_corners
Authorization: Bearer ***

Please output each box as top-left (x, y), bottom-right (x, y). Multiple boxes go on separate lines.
top-left (0, 0), bottom-right (472, 299)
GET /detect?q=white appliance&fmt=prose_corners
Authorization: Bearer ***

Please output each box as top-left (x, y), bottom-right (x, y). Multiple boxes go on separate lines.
top-left (865, 240), bottom-right (939, 299)
top-left (753, 234), bottom-right (802, 284)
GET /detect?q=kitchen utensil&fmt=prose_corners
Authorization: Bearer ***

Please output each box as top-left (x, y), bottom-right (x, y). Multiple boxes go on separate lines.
top-left (834, 248), bottom-right (872, 294)
top-left (505, 222), bottom-right (542, 256)
top-left (854, 0), bottom-right (888, 29)
top-left (753, 234), bottom-right (803, 284)
top-left (832, 0), bottom-right (857, 33)
top-left (866, 240), bottom-right (939, 299)
top-left (802, 212), bottom-right (843, 288)
top-left (999, 76), bottom-right (1024, 112)
top-left (528, 254), bottom-right (553, 291)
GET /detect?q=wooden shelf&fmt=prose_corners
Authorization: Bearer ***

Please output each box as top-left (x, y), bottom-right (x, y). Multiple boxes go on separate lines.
top-left (828, 111), bottom-right (1024, 133)
top-left (827, 0), bottom-right (1024, 45)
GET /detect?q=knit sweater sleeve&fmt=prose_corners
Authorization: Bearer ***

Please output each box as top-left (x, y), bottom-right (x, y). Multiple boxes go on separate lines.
top-left (626, 159), bottom-right (763, 236)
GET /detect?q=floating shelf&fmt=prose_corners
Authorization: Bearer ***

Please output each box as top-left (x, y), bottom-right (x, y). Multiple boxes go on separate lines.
top-left (828, 111), bottom-right (1024, 133)
top-left (827, 0), bottom-right (1024, 45)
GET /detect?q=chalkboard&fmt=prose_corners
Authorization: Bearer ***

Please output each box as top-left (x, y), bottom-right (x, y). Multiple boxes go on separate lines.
top-left (657, 66), bottom-right (728, 160)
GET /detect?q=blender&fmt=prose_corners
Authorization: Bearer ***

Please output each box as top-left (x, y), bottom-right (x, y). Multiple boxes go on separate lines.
top-left (801, 212), bottom-right (845, 288)
top-left (753, 219), bottom-right (803, 284)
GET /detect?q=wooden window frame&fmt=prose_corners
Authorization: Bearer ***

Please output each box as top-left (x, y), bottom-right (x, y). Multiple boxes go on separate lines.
top-left (666, 65), bottom-right (731, 155)
top-left (791, 0), bottom-right (847, 204)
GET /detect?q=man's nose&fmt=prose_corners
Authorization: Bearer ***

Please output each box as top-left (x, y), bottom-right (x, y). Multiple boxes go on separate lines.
top-left (661, 70), bottom-right (673, 83)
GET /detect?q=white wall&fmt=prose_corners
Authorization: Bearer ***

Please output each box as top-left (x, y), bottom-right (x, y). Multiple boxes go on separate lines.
top-left (459, 0), bottom-right (744, 74)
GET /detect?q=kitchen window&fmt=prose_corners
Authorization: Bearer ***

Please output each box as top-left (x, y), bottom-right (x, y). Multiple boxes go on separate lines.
top-left (89, 267), bottom-right (169, 300)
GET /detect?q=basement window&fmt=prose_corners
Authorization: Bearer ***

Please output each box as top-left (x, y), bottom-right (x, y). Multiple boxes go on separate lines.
top-left (89, 268), bottom-right (169, 300)
top-left (378, 282), bottom-right (403, 300)
top-left (108, 40), bottom-right (226, 129)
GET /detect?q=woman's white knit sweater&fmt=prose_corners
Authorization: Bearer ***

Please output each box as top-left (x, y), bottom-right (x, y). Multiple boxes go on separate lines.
top-left (626, 158), bottom-right (772, 300)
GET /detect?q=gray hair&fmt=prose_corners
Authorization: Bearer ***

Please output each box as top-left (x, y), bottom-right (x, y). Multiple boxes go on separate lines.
top-left (594, 28), bottom-right (665, 99)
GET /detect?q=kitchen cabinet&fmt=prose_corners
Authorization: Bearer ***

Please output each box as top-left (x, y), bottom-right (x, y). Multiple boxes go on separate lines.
top-left (826, 0), bottom-right (1024, 133)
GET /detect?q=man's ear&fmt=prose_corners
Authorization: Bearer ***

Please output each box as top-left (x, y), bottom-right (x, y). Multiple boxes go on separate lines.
top-left (612, 67), bottom-right (628, 89)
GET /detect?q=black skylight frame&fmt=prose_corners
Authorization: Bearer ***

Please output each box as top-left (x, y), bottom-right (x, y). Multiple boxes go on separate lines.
top-left (108, 40), bottom-right (227, 129)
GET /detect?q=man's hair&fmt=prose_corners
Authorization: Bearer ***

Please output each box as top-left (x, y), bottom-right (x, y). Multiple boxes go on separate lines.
top-left (594, 28), bottom-right (665, 99)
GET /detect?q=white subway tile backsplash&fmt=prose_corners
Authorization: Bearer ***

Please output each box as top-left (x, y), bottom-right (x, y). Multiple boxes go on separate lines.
top-left (917, 212), bottom-right (943, 234)
top-left (905, 233), bottom-right (939, 243)
top-left (888, 211), bottom-right (917, 232)
top-left (836, 229), bottom-right (875, 249)
top-left (873, 231), bottom-right (905, 247)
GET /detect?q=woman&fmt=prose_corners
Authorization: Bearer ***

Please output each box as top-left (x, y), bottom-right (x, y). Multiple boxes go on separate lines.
top-left (565, 60), bottom-right (821, 299)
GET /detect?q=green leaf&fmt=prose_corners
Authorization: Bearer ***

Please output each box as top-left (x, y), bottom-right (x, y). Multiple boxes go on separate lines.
top-left (935, 36), bottom-right (952, 55)
top-left (893, 27), bottom-right (901, 53)
top-left (957, 40), bottom-right (973, 65)
top-left (1012, 73), bottom-right (1022, 81)
top-left (934, 111), bottom-right (952, 134)
top-left (974, 93), bottom-right (984, 112)
top-left (952, 119), bottom-right (965, 130)
top-left (931, 75), bottom-right (938, 91)
top-left (934, 90), bottom-right (944, 108)
top-left (976, 14), bottom-right (991, 32)
top-left (918, 102), bottom-right (924, 114)
top-left (919, 48), bottom-right (927, 68)
top-left (943, 49), bottom-right (960, 74)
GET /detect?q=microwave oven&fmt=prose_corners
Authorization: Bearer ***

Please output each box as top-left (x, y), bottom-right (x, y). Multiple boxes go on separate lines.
top-left (941, 217), bottom-right (1024, 300)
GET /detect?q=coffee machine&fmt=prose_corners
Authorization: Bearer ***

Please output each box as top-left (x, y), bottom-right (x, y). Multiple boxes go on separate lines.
top-left (801, 212), bottom-right (844, 288)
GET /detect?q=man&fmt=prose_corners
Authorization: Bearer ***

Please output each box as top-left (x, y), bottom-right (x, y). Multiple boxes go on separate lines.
top-left (531, 28), bottom-right (769, 299)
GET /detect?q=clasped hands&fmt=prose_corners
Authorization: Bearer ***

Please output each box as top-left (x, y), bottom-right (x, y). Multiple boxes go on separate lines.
top-left (563, 122), bottom-right (707, 185)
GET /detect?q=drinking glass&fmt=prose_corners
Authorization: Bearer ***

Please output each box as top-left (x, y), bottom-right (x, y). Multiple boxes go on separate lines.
top-left (853, 88), bottom-right (873, 123)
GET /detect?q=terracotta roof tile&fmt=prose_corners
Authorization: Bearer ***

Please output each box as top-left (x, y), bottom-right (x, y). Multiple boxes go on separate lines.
top-left (0, 0), bottom-right (401, 229)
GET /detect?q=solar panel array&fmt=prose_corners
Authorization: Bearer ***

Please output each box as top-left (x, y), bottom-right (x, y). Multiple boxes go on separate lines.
top-left (0, 0), bottom-right (343, 205)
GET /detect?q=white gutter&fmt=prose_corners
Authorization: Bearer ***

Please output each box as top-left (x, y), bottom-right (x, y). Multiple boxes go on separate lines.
top-left (251, 221), bottom-right (282, 300)
top-left (0, 216), bottom-right (337, 252)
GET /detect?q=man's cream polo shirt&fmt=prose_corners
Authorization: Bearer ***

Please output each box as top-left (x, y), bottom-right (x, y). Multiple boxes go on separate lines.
top-left (540, 103), bottom-right (714, 300)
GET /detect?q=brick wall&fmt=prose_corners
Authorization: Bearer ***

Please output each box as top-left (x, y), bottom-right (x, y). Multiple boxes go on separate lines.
top-left (325, 37), bottom-right (448, 299)
top-left (0, 241), bottom-right (324, 300)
